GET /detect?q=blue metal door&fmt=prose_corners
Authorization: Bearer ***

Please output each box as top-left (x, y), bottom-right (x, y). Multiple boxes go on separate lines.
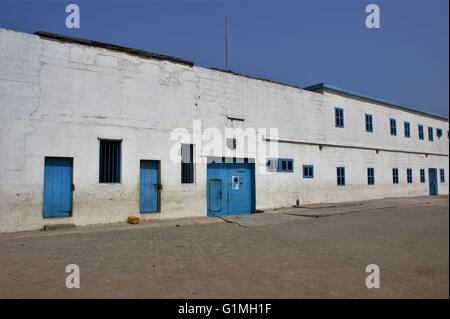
top-left (207, 160), bottom-right (255, 216)
top-left (208, 179), bottom-right (224, 213)
top-left (140, 160), bottom-right (160, 213)
top-left (43, 157), bottom-right (73, 218)
top-left (206, 163), bottom-right (229, 217)
top-left (429, 168), bottom-right (438, 196)
top-left (228, 167), bottom-right (253, 214)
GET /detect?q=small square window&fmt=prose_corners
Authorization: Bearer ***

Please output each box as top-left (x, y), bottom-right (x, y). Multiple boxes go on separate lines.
top-left (437, 128), bottom-right (442, 138)
top-left (303, 165), bottom-right (314, 178)
top-left (278, 159), bottom-right (293, 172)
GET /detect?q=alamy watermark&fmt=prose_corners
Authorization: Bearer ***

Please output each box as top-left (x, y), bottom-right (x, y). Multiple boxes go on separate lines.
top-left (365, 264), bottom-right (380, 289)
top-left (365, 4), bottom-right (380, 29)
top-left (65, 4), bottom-right (80, 29)
top-left (65, 264), bottom-right (80, 288)
top-left (169, 120), bottom-right (279, 173)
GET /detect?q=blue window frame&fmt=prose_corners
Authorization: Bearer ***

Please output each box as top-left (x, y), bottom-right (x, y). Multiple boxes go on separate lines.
top-left (302, 165), bottom-right (314, 178)
top-left (428, 127), bottom-right (434, 141)
top-left (365, 114), bottom-right (373, 132)
top-left (420, 169), bottom-right (425, 183)
top-left (404, 122), bottom-right (410, 138)
top-left (267, 158), bottom-right (293, 173)
top-left (337, 167), bottom-right (345, 186)
top-left (278, 159), bottom-right (294, 172)
top-left (392, 168), bottom-right (399, 184)
top-left (390, 119), bottom-right (397, 136)
top-left (407, 168), bottom-right (413, 183)
top-left (440, 169), bottom-right (445, 183)
top-left (335, 108), bottom-right (344, 128)
top-left (418, 125), bottom-right (424, 140)
top-left (437, 128), bottom-right (442, 138)
top-left (367, 168), bottom-right (375, 185)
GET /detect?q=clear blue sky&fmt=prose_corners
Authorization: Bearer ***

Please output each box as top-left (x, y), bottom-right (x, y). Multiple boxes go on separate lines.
top-left (1, 0), bottom-right (448, 117)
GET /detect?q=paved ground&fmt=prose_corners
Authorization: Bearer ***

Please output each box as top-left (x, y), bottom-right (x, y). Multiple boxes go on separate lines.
top-left (0, 196), bottom-right (448, 298)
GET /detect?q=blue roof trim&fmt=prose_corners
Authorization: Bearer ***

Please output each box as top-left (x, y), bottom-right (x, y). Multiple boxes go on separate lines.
top-left (304, 83), bottom-right (448, 121)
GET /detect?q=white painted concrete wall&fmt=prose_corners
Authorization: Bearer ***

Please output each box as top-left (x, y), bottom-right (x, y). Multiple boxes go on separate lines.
top-left (0, 28), bottom-right (448, 233)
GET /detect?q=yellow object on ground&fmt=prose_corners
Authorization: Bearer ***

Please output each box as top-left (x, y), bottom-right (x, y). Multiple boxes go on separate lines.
top-left (127, 216), bottom-right (140, 224)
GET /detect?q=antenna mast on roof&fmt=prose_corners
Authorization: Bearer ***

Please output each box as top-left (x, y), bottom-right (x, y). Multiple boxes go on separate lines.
top-left (225, 16), bottom-right (228, 70)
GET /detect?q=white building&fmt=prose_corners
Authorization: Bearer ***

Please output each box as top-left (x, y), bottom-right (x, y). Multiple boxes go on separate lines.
top-left (0, 28), bottom-right (448, 233)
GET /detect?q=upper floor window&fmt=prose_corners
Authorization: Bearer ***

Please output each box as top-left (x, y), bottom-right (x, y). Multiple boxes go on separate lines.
top-left (302, 165), bottom-right (314, 178)
top-left (407, 168), bottom-right (413, 183)
top-left (420, 169), bottom-right (425, 183)
top-left (390, 119), bottom-right (397, 136)
top-left (437, 128), bottom-right (442, 139)
top-left (428, 127), bottom-right (434, 141)
top-left (335, 108), bottom-right (344, 128)
top-left (365, 114), bottom-right (373, 132)
top-left (404, 122), bottom-right (410, 138)
top-left (392, 168), bottom-right (399, 184)
top-left (367, 168), bottom-right (375, 185)
top-left (418, 125), bottom-right (424, 140)
top-left (336, 167), bottom-right (345, 186)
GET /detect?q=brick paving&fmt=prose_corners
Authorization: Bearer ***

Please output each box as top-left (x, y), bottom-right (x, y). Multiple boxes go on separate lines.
top-left (0, 196), bottom-right (448, 298)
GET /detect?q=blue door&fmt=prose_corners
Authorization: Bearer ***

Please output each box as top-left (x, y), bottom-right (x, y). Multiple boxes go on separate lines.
top-left (140, 160), bottom-right (160, 213)
top-left (43, 157), bottom-right (73, 218)
top-left (207, 160), bottom-right (255, 216)
top-left (429, 168), bottom-right (438, 196)
top-left (208, 179), bottom-right (224, 213)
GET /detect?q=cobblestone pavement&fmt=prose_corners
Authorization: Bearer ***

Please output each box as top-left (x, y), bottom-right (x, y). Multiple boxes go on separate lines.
top-left (0, 196), bottom-right (448, 298)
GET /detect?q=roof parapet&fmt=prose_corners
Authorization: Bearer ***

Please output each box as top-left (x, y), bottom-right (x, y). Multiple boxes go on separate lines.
top-left (34, 31), bottom-right (194, 67)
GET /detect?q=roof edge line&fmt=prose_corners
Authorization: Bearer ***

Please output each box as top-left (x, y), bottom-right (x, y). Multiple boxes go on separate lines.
top-left (34, 31), bottom-right (194, 67)
top-left (304, 83), bottom-right (448, 121)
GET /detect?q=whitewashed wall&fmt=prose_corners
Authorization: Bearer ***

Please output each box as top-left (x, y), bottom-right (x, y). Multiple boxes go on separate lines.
top-left (0, 28), bottom-right (448, 233)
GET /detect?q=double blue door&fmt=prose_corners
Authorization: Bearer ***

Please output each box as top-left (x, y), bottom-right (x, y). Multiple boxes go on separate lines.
top-left (207, 161), bottom-right (255, 216)
top-left (43, 157), bottom-right (73, 218)
top-left (140, 160), bottom-right (160, 213)
top-left (428, 168), bottom-right (438, 196)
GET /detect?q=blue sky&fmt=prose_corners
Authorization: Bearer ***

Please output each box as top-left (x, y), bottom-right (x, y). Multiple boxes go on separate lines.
top-left (0, 0), bottom-right (448, 117)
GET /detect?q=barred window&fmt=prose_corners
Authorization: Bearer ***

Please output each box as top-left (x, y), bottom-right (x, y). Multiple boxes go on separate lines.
top-left (181, 144), bottom-right (194, 183)
top-left (99, 139), bottom-right (121, 183)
